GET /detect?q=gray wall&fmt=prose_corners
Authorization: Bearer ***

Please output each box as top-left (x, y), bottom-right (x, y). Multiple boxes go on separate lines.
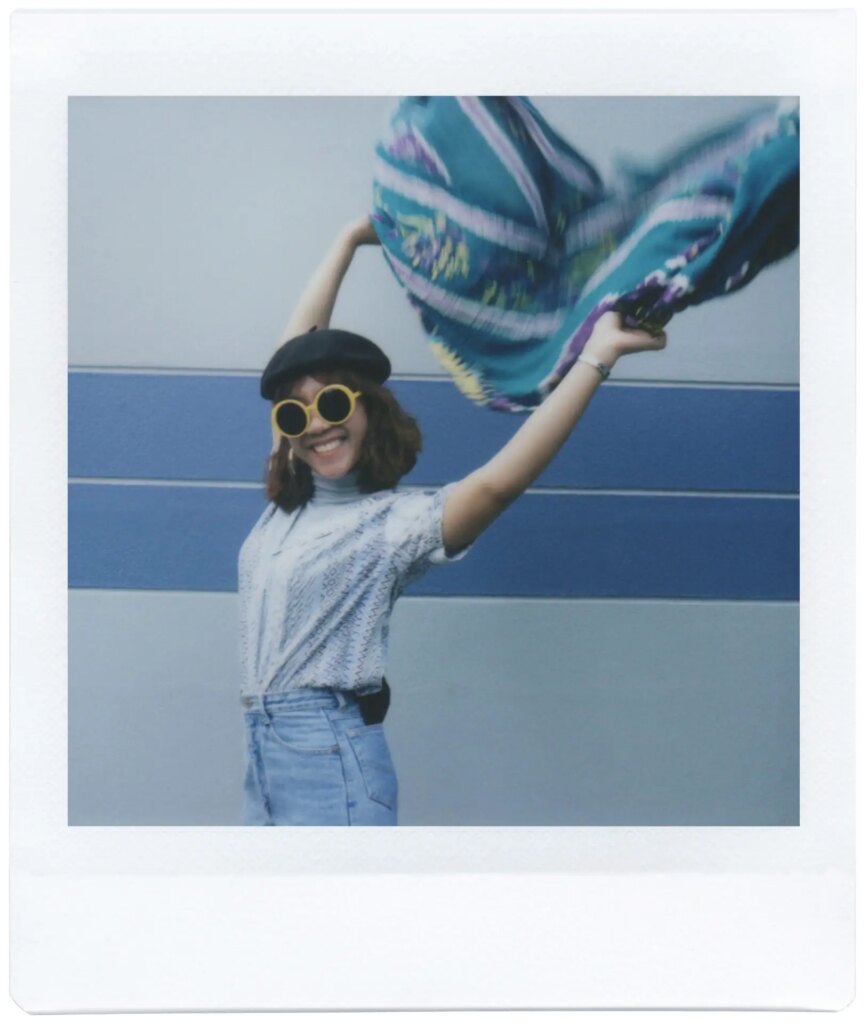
top-left (68, 96), bottom-right (799, 825)
top-left (69, 96), bottom-right (798, 383)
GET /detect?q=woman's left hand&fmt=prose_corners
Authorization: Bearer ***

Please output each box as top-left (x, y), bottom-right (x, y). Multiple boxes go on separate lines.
top-left (582, 310), bottom-right (668, 368)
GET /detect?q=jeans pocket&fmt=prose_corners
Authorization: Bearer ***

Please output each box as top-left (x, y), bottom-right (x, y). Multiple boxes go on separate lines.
top-left (267, 708), bottom-right (340, 755)
top-left (346, 724), bottom-right (398, 811)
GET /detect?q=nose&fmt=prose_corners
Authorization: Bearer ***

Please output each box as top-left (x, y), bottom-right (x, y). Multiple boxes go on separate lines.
top-left (305, 405), bottom-right (330, 437)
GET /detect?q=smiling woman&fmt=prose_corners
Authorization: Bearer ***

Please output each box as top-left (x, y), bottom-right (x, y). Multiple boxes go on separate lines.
top-left (238, 212), bottom-right (665, 826)
top-left (239, 331), bottom-right (473, 824)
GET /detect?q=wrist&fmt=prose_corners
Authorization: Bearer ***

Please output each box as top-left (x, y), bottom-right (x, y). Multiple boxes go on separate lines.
top-left (342, 215), bottom-right (378, 249)
top-left (576, 354), bottom-right (611, 382)
top-left (336, 227), bottom-right (361, 254)
top-left (581, 342), bottom-right (620, 370)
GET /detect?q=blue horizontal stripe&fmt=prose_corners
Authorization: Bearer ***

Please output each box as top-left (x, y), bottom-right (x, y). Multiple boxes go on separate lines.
top-left (69, 483), bottom-right (799, 600)
top-left (69, 372), bottom-right (799, 493)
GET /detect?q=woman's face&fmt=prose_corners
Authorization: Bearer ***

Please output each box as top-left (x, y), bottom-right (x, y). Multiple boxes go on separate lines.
top-left (282, 374), bottom-right (368, 479)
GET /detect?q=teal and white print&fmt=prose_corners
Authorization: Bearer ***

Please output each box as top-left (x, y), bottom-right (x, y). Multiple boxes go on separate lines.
top-left (372, 96), bottom-right (800, 411)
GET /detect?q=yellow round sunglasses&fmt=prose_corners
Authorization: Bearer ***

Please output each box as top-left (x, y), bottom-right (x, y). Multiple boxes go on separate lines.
top-left (271, 384), bottom-right (362, 439)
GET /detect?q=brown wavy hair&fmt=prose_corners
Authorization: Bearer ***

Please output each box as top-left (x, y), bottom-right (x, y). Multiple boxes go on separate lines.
top-left (264, 366), bottom-right (423, 513)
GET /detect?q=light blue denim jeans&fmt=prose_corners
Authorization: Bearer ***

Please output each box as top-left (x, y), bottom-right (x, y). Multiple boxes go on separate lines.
top-left (241, 687), bottom-right (398, 825)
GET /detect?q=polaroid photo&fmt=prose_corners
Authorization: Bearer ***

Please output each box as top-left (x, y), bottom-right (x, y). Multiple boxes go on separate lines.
top-left (9, 7), bottom-right (855, 1013)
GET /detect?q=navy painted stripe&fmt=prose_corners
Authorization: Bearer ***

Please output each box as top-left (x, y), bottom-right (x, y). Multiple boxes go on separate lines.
top-left (69, 372), bottom-right (799, 493)
top-left (69, 483), bottom-right (799, 600)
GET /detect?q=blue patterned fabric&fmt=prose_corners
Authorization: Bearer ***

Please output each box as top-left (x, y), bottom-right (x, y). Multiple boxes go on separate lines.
top-left (372, 97), bottom-right (800, 411)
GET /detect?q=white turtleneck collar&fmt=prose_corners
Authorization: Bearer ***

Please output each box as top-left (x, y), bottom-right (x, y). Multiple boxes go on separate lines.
top-left (309, 467), bottom-right (363, 506)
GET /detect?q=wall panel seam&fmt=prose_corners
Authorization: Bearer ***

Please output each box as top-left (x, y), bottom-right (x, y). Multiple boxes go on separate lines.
top-left (68, 366), bottom-right (801, 391)
top-left (67, 477), bottom-right (800, 499)
top-left (68, 587), bottom-right (800, 605)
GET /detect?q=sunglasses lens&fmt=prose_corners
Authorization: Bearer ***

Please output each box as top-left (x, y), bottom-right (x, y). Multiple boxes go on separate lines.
top-left (317, 386), bottom-right (353, 424)
top-left (274, 402), bottom-right (308, 437)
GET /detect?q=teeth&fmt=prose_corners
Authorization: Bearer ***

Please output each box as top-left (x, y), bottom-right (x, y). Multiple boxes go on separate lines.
top-left (312, 438), bottom-right (343, 453)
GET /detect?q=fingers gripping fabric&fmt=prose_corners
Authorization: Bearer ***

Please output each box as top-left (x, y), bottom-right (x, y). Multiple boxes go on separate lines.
top-left (372, 96), bottom-right (800, 411)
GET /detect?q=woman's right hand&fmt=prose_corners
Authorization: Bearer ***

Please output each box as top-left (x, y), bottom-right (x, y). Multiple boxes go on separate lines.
top-left (344, 214), bottom-right (382, 248)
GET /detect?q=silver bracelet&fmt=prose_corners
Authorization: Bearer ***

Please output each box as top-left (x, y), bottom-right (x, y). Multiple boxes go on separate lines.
top-left (577, 353), bottom-right (611, 381)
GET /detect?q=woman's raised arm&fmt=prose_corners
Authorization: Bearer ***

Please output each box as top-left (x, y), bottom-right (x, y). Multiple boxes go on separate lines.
top-left (278, 215), bottom-right (381, 343)
top-left (441, 312), bottom-right (667, 554)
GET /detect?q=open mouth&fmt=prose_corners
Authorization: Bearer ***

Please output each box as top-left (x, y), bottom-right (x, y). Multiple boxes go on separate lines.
top-left (308, 434), bottom-right (347, 456)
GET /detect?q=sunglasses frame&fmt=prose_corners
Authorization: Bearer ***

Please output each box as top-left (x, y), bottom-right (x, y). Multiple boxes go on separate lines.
top-left (271, 384), bottom-right (363, 439)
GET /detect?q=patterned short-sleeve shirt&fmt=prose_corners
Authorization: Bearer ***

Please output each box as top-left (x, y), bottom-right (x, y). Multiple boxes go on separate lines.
top-left (237, 482), bottom-right (469, 696)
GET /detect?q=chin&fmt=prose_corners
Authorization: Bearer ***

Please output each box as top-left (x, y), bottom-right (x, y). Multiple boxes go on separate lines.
top-left (317, 463), bottom-right (350, 479)
top-left (311, 453), bottom-right (360, 478)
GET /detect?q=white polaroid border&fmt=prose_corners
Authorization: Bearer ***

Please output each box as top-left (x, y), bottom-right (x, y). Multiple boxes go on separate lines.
top-left (10, 8), bottom-right (855, 1013)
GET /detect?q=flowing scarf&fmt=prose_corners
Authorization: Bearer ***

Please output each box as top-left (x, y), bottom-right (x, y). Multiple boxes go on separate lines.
top-left (371, 96), bottom-right (799, 411)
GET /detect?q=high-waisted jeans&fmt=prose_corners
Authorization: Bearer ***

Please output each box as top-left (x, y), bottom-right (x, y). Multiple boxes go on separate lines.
top-left (241, 688), bottom-right (398, 825)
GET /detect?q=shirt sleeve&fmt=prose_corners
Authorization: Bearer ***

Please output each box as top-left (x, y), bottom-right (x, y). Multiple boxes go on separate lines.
top-left (386, 483), bottom-right (472, 582)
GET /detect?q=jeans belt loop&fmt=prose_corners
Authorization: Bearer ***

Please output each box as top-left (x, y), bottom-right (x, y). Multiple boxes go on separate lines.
top-left (243, 694), bottom-right (269, 720)
top-left (334, 689), bottom-right (348, 709)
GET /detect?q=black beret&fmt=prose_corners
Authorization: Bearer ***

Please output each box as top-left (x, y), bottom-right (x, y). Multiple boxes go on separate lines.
top-left (260, 326), bottom-right (392, 400)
